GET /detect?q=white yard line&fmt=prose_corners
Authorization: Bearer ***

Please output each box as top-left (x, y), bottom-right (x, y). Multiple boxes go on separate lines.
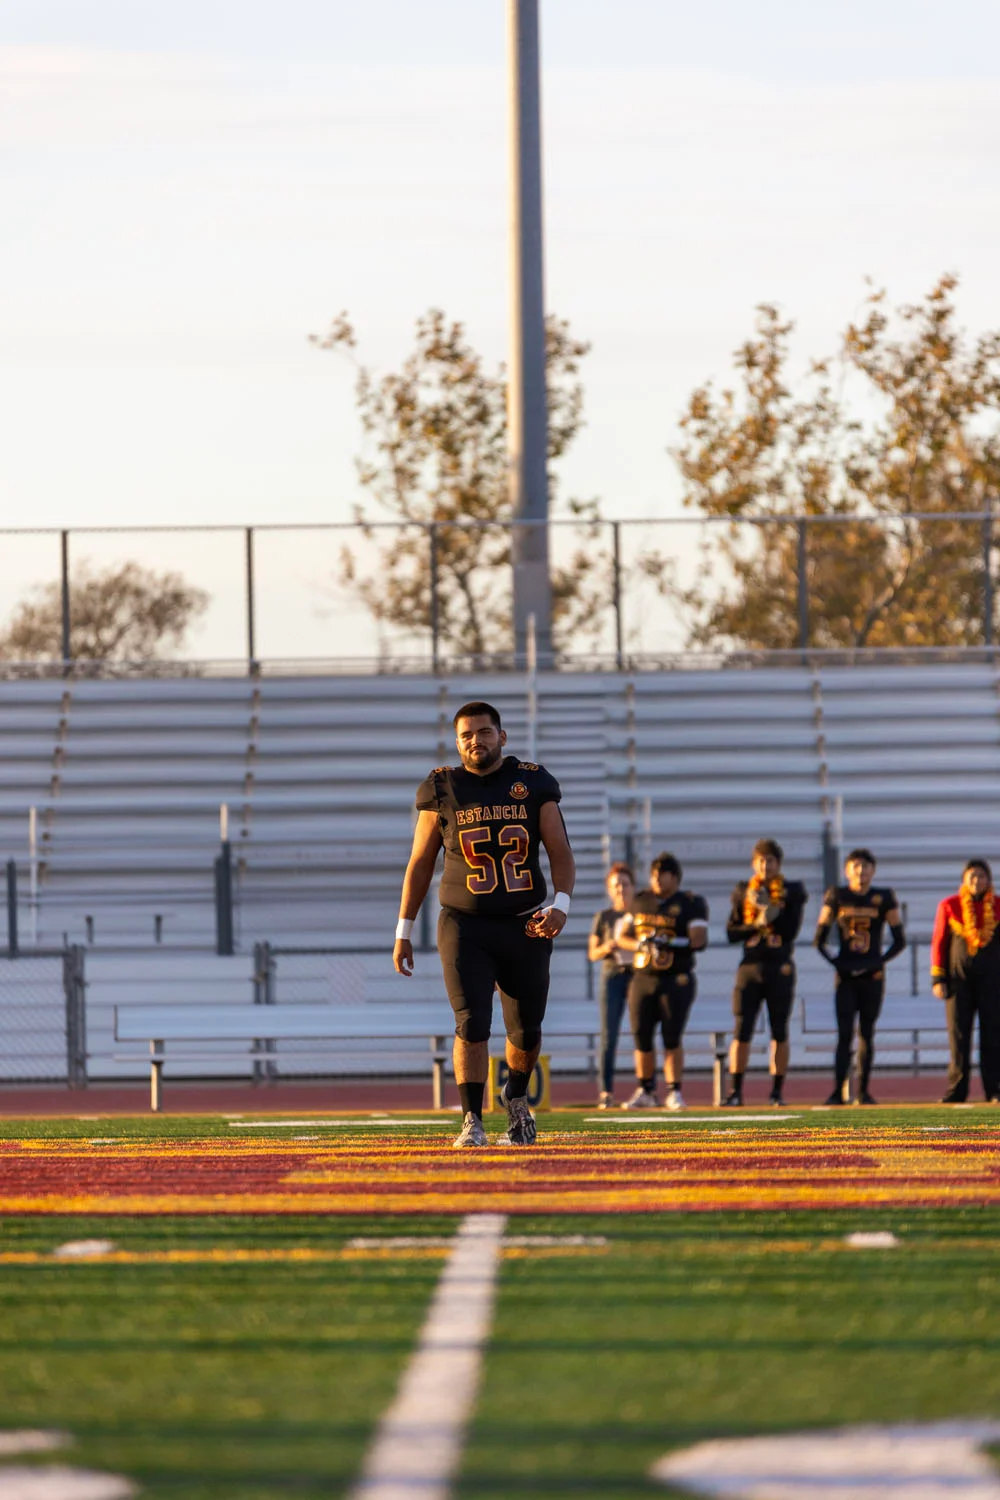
top-left (583, 1114), bottom-right (800, 1125)
top-left (347, 1213), bottom-right (507, 1500)
top-left (347, 1234), bottom-right (606, 1250)
top-left (228, 1118), bottom-right (453, 1129)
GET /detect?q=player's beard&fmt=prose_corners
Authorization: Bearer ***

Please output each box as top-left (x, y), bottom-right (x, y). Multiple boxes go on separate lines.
top-left (461, 745), bottom-right (503, 775)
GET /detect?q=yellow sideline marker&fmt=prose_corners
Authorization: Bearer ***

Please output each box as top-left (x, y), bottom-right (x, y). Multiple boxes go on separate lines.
top-left (485, 1055), bottom-right (551, 1112)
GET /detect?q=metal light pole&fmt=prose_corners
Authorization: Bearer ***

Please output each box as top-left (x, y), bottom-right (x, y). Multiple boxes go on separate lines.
top-left (507, 0), bottom-right (553, 667)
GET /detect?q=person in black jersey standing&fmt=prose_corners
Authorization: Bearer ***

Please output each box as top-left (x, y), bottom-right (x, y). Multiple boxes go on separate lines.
top-left (614, 853), bottom-right (709, 1111)
top-left (723, 838), bottom-right (807, 1107)
top-left (814, 848), bottom-right (906, 1105)
top-left (393, 701), bottom-right (575, 1148)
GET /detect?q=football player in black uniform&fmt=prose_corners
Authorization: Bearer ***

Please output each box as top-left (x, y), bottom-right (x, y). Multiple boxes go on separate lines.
top-left (615, 853), bottom-right (708, 1110)
top-left (394, 701), bottom-right (575, 1147)
top-left (724, 838), bottom-right (807, 1106)
top-left (815, 848), bottom-right (906, 1105)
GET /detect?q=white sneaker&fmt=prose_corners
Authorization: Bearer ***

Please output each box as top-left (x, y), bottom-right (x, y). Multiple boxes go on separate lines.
top-left (452, 1112), bottom-right (488, 1148)
top-left (597, 1091), bottom-right (615, 1110)
top-left (665, 1088), bottom-right (686, 1111)
top-left (623, 1086), bottom-right (659, 1109)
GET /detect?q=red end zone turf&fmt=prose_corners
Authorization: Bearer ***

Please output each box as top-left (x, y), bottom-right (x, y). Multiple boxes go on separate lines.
top-left (1, 1127), bottom-right (999, 1213)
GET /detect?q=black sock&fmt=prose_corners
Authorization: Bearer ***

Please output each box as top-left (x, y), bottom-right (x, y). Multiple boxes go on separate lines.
top-left (459, 1081), bottom-right (484, 1118)
top-left (505, 1069), bottom-right (531, 1100)
top-left (730, 1071), bottom-right (744, 1095)
top-left (641, 1076), bottom-right (655, 1092)
top-left (771, 1074), bottom-right (785, 1099)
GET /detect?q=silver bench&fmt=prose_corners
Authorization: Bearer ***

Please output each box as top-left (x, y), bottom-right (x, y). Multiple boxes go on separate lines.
top-left (114, 1003), bottom-right (459, 1112)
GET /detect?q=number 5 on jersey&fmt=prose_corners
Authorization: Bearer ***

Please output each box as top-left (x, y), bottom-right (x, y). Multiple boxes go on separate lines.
top-left (459, 825), bottom-right (533, 895)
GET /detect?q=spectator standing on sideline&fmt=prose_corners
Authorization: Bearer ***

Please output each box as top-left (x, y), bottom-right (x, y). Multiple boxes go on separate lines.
top-left (588, 862), bottom-right (636, 1108)
top-left (931, 858), bottom-right (1000, 1104)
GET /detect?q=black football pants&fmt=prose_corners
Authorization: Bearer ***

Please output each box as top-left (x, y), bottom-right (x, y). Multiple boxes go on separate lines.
top-left (945, 974), bottom-right (1000, 1101)
top-left (628, 971), bottom-right (696, 1053)
top-left (733, 962), bottom-right (794, 1044)
top-left (437, 907), bottom-right (551, 1051)
top-left (834, 974), bottom-right (884, 1091)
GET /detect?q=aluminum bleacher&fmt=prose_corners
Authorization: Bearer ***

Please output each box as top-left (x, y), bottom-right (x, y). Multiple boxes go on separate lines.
top-left (0, 660), bottom-right (996, 1081)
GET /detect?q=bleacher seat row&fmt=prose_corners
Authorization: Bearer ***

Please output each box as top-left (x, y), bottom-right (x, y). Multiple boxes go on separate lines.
top-left (0, 661), bottom-right (995, 1079)
top-left (2, 663), bottom-right (998, 954)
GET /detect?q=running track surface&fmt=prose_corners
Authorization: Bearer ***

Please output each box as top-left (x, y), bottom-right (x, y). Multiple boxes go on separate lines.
top-left (0, 1074), bottom-right (964, 1116)
top-left (1, 1128), bottom-right (999, 1214)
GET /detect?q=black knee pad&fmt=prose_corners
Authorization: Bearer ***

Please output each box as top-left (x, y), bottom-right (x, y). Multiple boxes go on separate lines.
top-left (735, 1012), bottom-right (756, 1044)
top-left (455, 1013), bottom-right (491, 1045)
top-left (661, 1020), bottom-right (684, 1050)
top-left (506, 1025), bottom-right (541, 1054)
top-left (633, 1021), bottom-right (656, 1053)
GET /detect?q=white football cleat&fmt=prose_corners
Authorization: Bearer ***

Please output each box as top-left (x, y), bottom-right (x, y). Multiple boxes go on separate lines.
top-left (665, 1088), bottom-right (686, 1111)
top-left (452, 1112), bottom-right (489, 1148)
top-left (623, 1086), bottom-right (659, 1109)
top-left (597, 1091), bottom-right (615, 1110)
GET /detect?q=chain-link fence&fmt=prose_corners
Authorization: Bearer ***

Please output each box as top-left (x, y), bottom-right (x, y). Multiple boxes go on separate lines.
top-left (0, 948), bottom-right (86, 1084)
top-left (0, 511), bottom-right (995, 672)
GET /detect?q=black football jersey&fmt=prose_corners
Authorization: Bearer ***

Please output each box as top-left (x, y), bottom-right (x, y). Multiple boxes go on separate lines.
top-left (821, 884), bottom-right (899, 966)
top-left (727, 878), bottom-right (807, 965)
top-left (628, 889), bottom-right (709, 976)
top-left (415, 755), bottom-right (562, 917)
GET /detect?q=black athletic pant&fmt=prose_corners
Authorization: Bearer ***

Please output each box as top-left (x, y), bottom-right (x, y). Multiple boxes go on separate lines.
top-left (437, 907), bottom-right (551, 1051)
top-left (945, 973), bottom-right (1000, 1102)
top-left (628, 971), bottom-right (696, 1053)
top-left (834, 973), bottom-right (884, 1091)
top-left (733, 962), bottom-right (795, 1044)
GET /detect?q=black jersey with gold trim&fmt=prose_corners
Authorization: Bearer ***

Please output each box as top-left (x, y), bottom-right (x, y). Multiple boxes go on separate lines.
top-left (822, 885), bottom-right (898, 967)
top-left (727, 879), bottom-right (807, 965)
top-left (415, 755), bottom-right (562, 917)
top-left (628, 889), bottom-right (709, 976)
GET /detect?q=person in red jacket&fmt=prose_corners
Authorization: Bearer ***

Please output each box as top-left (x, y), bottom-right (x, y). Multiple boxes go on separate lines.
top-left (930, 858), bottom-right (1000, 1104)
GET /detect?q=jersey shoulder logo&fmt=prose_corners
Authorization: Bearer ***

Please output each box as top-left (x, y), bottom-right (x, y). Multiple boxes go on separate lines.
top-left (510, 780), bottom-right (529, 799)
top-left (872, 894), bottom-right (883, 906)
top-left (668, 903), bottom-right (681, 915)
top-left (517, 761), bottom-right (539, 772)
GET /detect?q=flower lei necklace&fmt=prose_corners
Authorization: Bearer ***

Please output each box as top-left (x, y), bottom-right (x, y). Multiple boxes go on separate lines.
top-left (960, 885), bottom-right (997, 954)
top-left (744, 875), bottom-right (785, 925)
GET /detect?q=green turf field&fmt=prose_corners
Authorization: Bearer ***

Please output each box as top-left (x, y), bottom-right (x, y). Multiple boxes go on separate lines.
top-left (0, 1106), bottom-right (998, 1498)
top-left (0, 1101), bottom-right (994, 1139)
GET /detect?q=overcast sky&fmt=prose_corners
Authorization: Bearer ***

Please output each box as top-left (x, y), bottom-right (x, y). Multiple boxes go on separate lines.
top-left (2, 0), bottom-right (1000, 651)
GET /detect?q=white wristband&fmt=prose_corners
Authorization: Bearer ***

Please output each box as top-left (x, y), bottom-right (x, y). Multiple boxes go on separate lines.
top-left (552, 891), bottom-right (571, 915)
top-left (395, 918), bottom-right (414, 941)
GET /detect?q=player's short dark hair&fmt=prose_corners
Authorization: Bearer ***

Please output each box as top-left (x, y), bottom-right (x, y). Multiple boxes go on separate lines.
top-left (606, 861), bottom-right (635, 885)
top-left (964, 857), bottom-right (993, 881)
top-left (752, 838), bottom-right (783, 863)
top-left (453, 701), bottom-right (502, 731)
top-left (846, 847), bottom-right (877, 868)
top-left (650, 852), bottom-right (682, 879)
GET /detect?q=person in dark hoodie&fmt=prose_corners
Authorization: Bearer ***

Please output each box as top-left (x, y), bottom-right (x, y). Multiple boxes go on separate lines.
top-left (930, 858), bottom-right (1000, 1104)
